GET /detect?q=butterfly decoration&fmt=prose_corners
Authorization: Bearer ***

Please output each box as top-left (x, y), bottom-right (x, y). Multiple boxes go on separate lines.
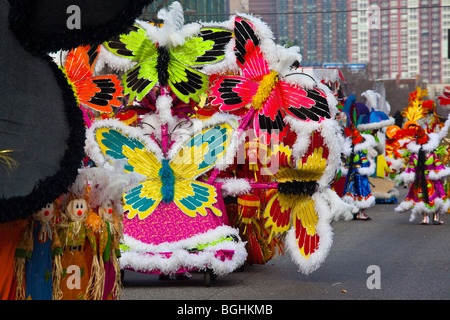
top-left (62, 45), bottom-right (124, 113)
top-left (85, 119), bottom-right (233, 220)
top-left (209, 17), bottom-right (331, 144)
top-left (438, 86), bottom-right (450, 106)
top-left (260, 128), bottom-right (336, 274)
top-left (103, 2), bottom-right (232, 104)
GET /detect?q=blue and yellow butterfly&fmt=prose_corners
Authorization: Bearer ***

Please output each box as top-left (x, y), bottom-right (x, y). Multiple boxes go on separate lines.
top-left (87, 120), bottom-right (233, 220)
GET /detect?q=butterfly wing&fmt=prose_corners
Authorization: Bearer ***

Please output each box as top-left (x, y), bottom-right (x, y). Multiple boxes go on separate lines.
top-left (90, 125), bottom-right (163, 219)
top-left (171, 28), bottom-right (232, 66)
top-left (260, 141), bottom-right (302, 182)
top-left (104, 23), bottom-right (157, 61)
top-left (74, 76), bottom-right (123, 113)
top-left (123, 180), bottom-right (163, 220)
top-left (170, 123), bottom-right (233, 180)
top-left (122, 59), bottom-right (159, 102)
top-left (64, 45), bottom-right (93, 82)
top-left (173, 179), bottom-right (222, 217)
top-left (65, 45), bottom-right (123, 112)
top-left (296, 131), bottom-right (329, 181)
top-left (209, 75), bottom-right (259, 111)
top-left (169, 124), bottom-right (233, 217)
top-left (105, 23), bottom-right (159, 102)
top-left (234, 17), bottom-right (269, 80)
top-left (207, 18), bottom-right (269, 112)
top-left (291, 194), bottom-right (320, 261)
top-left (280, 83), bottom-right (331, 122)
top-left (167, 59), bottom-right (209, 103)
top-left (263, 192), bottom-right (295, 242)
top-left (254, 85), bottom-right (287, 144)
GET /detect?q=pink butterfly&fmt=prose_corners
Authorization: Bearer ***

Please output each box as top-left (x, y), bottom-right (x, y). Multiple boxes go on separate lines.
top-left (209, 17), bottom-right (330, 144)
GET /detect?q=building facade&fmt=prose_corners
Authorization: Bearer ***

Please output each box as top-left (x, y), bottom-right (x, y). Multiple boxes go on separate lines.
top-left (246, 0), bottom-right (348, 65)
top-left (141, 0), bottom-right (229, 23)
top-left (349, 0), bottom-right (450, 84)
top-left (139, 0), bottom-right (449, 84)
top-left (244, 0), bottom-right (449, 83)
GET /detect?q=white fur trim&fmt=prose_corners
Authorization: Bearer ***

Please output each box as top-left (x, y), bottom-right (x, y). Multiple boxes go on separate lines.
top-left (342, 194), bottom-right (375, 209)
top-left (216, 178), bottom-right (251, 197)
top-left (354, 133), bottom-right (377, 153)
top-left (96, 44), bottom-right (136, 72)
top-left (155, 94), bottom-right (175, 126)
top-left (428, 167), bottom-right (450, 180)
top-left (398, 171), bottom-right (415, 184)
top-left (120, 225), bottom-right (247, 276)
top-left (357, 117), bottom-right (395, 131)
top-left (318, 188), bottom-right (357, 221)
top-left (85, 119), bottom-right (165, 168)
top-left (395, 199), bottom-right (414, 213)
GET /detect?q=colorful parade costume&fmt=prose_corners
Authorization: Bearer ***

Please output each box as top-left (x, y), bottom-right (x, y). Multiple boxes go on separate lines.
top-left (394, 122), bottom-right (450, 224)
top-left (340, 97), bottom-right (378, 220)
top-left (342, 126), bottom-right (377, 220)
top-left (392, 88), bottom-right (450, 224)
top-left (2, 0), bottom-right (369, 297)
top-left (358, 89), bottom-right (397, 204)
top-left (85, 116), bottom-right (247, 278)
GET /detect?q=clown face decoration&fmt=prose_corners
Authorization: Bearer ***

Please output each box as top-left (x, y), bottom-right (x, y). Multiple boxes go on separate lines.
top-left (99, 200), bottom-right (114, 222)
top-left (33, 201), bottom-right (55, 223)
top-left (66, 198), bottom-right (89, 222)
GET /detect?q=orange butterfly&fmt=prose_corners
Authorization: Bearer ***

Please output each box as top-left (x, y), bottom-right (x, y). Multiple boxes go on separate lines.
top-left (63, 45), bottom-right (123, 113)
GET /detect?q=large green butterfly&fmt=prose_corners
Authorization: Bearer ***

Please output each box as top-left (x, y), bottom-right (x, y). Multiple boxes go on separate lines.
top-left (104, 22), bottom-right (232, 103)
top-left (86, 120), bottom-right (233, 220)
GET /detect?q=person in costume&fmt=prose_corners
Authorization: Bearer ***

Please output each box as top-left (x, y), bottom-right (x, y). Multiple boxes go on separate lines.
top-left (342, 123), bottom-right (377, 220)
top-left (14, 200), bottom-right (62, 300)
top-left (395, 122), bottom-right (450, 224)
top-left (357, 107), bottom-right (397, 204)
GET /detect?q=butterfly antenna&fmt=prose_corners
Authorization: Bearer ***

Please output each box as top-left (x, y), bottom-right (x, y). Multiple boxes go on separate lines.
top-left (169, 119), bottom-right (193, 135)
top-left (283, 72), bottom-right (318, 85)
top-left (139, 121), bottom-right (156, 131)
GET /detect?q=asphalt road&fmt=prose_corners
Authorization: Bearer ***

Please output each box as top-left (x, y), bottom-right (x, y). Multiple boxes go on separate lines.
top-left (120, 187), bottom-right (450, 301)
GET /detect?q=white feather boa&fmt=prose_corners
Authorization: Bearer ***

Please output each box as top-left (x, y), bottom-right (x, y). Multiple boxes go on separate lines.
top-left (120, 225), bottom-right (247, 276)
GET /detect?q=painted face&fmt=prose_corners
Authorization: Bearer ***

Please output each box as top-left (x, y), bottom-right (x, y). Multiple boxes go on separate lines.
top-left (99, 200), bottom-right (114, 222)
top-left (34, 202), bottom-right (55, 223)
top-left (67, 198), bottom-right (89, 222)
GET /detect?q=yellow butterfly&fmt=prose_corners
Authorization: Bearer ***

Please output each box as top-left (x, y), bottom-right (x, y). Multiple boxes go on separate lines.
top-left (86, 119), bottom-right (233, 220)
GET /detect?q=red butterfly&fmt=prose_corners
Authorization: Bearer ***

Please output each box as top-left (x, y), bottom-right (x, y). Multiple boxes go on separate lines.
top-left (209, 17), bottom-right (330, 144)
top-left (63, 45), bottom-right (123, 113)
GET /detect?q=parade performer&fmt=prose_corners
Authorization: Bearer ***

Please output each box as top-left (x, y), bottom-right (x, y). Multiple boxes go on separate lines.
top-left (358, 89), bottom-right (397, 203)
top-left (341, 98), bottom-right (377, 220)
top-left (394, 122), bottom-right (450, 224)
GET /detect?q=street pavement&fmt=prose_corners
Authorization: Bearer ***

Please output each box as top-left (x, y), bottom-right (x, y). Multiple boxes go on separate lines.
top-left (121, 187), bottom-right (450, 301)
